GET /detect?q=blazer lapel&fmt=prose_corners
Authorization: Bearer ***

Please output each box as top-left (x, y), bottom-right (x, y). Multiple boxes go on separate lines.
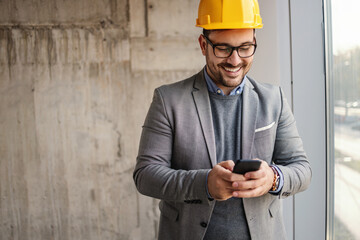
top-left (192, 71), bottom-right (217, 168)
top-left (241, 79), bottom-right (258, 159)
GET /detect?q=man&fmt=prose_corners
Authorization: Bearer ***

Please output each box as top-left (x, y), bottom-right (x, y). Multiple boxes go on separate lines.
top-left (133, 0), bottom-right (311, 239)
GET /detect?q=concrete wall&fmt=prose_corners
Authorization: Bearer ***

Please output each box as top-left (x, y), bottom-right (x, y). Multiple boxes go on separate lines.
top-left (2, 0), bottom-right (325, 239)
top-left (0, 0), bottom-right (204, 239)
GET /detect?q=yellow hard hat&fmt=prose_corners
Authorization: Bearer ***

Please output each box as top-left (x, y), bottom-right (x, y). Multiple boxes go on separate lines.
top-left (196, 0), bottom-right (263, 29)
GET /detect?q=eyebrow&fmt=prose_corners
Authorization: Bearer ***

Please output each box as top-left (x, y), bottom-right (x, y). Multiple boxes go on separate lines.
top-left (214, 41), bottom-right (255, 47)
top-left (210, 36), bottom-right (255, 45)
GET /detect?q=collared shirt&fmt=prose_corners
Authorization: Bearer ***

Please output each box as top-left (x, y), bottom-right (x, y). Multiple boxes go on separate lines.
top-left (204, 68), bottom-right (246, 96)
top-left (203, 67), bottom-right (284, 196)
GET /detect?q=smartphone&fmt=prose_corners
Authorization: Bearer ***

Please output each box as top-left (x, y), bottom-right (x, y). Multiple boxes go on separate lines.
top-left (233, 159), bottom-right (262, 174)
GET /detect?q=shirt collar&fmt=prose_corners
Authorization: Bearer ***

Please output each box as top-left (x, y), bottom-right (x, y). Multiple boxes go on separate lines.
top-left (204, 67), bottom-right (246, 96)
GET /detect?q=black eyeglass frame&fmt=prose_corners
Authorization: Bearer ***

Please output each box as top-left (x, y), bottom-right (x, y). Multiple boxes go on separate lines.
top-left (203, 34), bottom-right (257, 59)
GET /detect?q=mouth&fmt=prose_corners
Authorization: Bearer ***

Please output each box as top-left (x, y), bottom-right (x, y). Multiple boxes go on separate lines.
top-left (223, 66), bottom-right (241, 73)
top-left (221, 65), bottom-right (243, 75)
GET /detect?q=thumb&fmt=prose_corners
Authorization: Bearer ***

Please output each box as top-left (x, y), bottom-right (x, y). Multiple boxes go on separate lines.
top-left (218, 160), bottom-right (235, 172)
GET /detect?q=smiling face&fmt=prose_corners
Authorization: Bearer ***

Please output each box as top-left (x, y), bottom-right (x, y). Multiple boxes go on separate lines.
top-left (199, 29), bottom-right (255, 95)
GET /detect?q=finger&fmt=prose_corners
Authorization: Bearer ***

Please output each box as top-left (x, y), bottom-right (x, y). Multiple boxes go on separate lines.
top-left (231, 178), bottom-right (264, 190)
top-left (244, 168), bottom-right (266, 179)
top-left (215, 161), bottom-right (242, 182)
top-left (218, 160), bottom-right (235, 171)
top-left (212, 164), bottom-right (234, 182)
top-left (219, 170), bottom-right (249, 183)
top-left (232, 185), bottom-right (267, 198)
top-left (244, 161), bottom-right (268, 179)
top-left (233, 189), bottom-right (257, 198)
top-left (208, 166), bottom-right (236, 200)
top-left (228, 173), bottom-right (248, 184)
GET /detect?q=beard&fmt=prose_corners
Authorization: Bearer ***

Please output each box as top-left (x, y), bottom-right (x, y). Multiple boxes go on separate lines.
top-left (206, 60), bottom-right (252, 89)
top-left (218, 62), bottom-right (247, 87)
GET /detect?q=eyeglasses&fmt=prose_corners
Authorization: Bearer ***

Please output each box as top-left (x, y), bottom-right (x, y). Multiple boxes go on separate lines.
top-left (203, 35), bottom-right (257, 58)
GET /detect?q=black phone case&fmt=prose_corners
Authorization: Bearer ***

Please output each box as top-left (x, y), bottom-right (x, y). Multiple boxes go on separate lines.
top-left (233, 159), bottom-right (262, 174)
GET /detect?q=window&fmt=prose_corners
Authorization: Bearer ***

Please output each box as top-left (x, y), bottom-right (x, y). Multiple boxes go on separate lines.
top-left (326, 0), bottom-right (360, 239)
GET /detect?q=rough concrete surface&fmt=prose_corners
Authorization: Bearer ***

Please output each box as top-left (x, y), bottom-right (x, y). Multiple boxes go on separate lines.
top-left (0, 0), bottom-right (203, 239)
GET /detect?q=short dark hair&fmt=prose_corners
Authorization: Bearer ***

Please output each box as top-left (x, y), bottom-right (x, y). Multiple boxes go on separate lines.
top-left (202, 29), bottom-right (212, 38)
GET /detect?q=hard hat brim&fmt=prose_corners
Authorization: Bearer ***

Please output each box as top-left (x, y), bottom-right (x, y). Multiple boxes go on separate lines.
top-left (196, 22), bottom-right (263, 29)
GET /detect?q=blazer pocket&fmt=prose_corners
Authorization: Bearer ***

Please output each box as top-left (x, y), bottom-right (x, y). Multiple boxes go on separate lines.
top-left (254, 122), bottom-right (275, 139)
top-left (253, 123), bottom-right (276, 161)
top-left (159, 201), bottom-right (179, 221)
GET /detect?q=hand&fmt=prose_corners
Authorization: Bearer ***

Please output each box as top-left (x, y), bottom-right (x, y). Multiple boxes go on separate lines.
top-left (231, 160), bottom-right (274, 198)
top-left (207, 160), bottom-right (246, 201)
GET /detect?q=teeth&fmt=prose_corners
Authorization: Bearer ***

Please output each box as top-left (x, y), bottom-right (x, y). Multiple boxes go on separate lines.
top-left (224, 66), bottom-right (241, 72)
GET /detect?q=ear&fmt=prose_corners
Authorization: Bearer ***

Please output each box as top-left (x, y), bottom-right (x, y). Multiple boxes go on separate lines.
top-left (198, 35), bottom-right (207, 56)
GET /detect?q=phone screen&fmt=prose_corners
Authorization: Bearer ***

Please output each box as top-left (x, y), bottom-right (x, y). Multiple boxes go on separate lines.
top-left (233, 159), bottom-right (262, 174)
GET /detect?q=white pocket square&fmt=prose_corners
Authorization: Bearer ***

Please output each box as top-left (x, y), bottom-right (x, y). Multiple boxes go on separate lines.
top-left (255, 121), bottom-right (275, 133)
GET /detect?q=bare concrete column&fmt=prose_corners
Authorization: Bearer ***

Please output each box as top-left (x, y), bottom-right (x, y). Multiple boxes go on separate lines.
top-left (0, 0), bottom-right (203, 239)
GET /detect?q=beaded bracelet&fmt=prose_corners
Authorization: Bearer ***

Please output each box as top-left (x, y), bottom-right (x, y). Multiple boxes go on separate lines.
top-left (270, 166), bottom-right (280, 191)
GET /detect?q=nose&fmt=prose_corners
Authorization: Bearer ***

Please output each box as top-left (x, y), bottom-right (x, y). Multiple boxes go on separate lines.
top-left (226, 49), bottom-right (243, 66)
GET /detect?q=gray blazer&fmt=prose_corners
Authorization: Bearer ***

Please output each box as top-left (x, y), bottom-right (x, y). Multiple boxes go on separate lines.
top-left (133, 70), bottom-right (311, 240)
